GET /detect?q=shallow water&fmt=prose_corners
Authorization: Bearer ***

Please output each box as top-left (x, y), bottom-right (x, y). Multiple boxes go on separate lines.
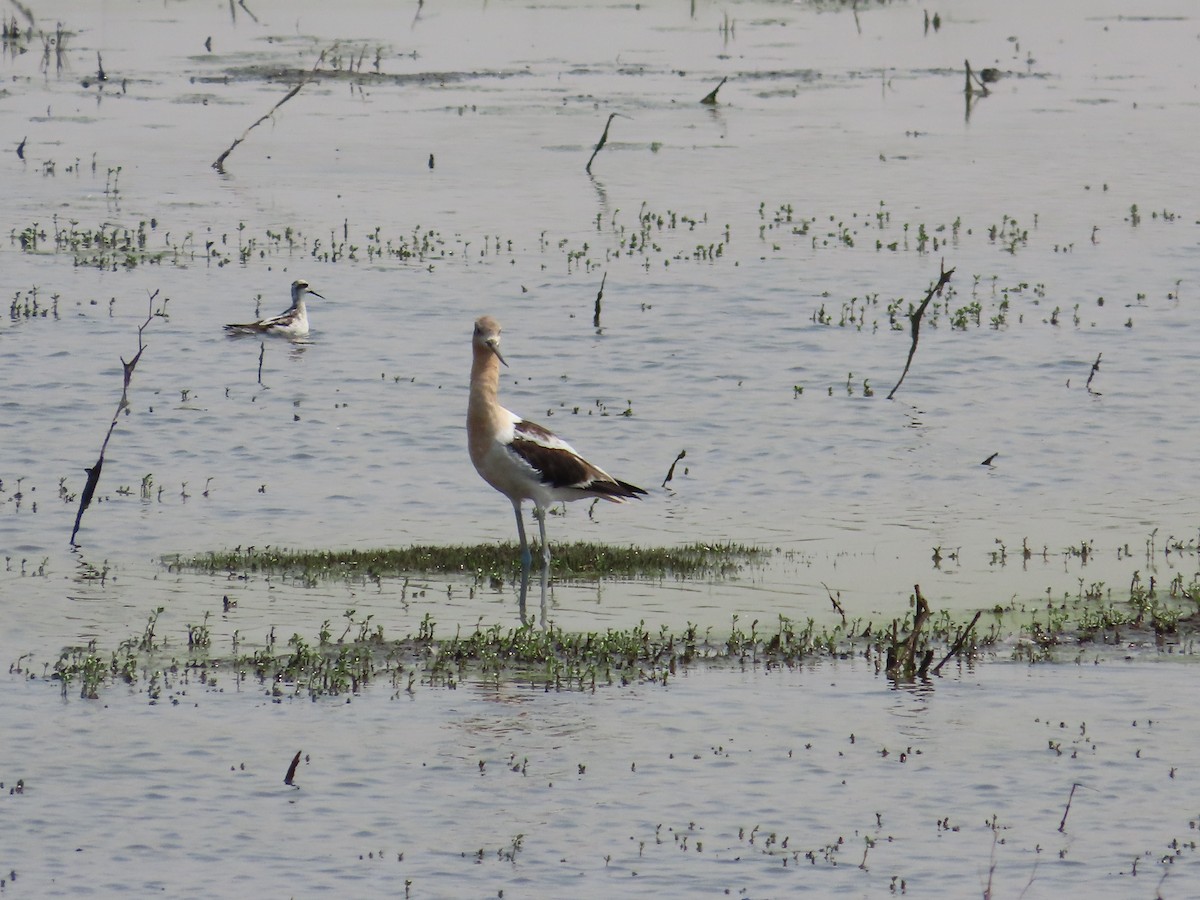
top-left (2, 0), bottom-right (1200, 894)
top-left (4, 661), bottom-right (1199, 897)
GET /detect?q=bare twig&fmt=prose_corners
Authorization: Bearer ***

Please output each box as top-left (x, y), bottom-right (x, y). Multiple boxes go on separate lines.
top-left (964, 59), bottom-right (990, 96)
top-left (932, 610), bottom-right (982, 675)
top-left (887, 261), bottom-right (955, 400)
top-left (1059, 782), bottom-right (1083, 832)
top-left (585, 112), bottom-right (621, 175)
top-left (284, 749), bottom-right (302, 786)
top-left (1085, 352), bottom-right (1102, 394)
top-left (983, 829), bottom-right (998, 899)
top-left (700, 76), bottom-right (727, 105)
top-left (886, 584), bottom-right (931, 679)
top-left (212, 50), bottom-right (325, 173)
top-left (71, 292), bottom-right (160, 545)
top-left (593, 271), bottom-right (607, 328)
top-left (822, 582), bottom-right (846, 625)
top-left (10, 0), bottom-right (35, 27)
top-left (661, 449), bottom-right (686, 488)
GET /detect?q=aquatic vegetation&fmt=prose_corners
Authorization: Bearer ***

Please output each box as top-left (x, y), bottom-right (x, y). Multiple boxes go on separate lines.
top-left (987, 214), bottom-right (1030, 254)
top-left (163, 541), bottom-right (768, 582)
top-left (9, 214), bottom-right (467, 270)
top-left (12, 217), bottom-right (169, 269)
top-left (38, 608), bottom-right (925, 701)
top-left (8, 285), bottom-right (59, 321)
top-left (44, 554), bottom-right (1200, 702)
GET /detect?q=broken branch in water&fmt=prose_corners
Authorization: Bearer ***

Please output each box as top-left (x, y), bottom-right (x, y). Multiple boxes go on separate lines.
top-left (585, 112), bottom-right (622, 175)
top-left (822, 582), bottom-right (847, 625)
top-left (1059, 782), bottom-right (1084, 833)
top-left (886, 584), bottom-right (932, 680)
top-left (212, 50), bottom-right (326, 173)
top-left (71, 292), bottom-right (161, 546)
top-left (932, 610), bottom-right (982, 675)
top-left (661, 449), bottom-right (686, 489)
top-left (593, 271), bottom-right (607, 328)
top-left (887, 260), bottom-right (955, 400)
top-left (284, 749), bottom-right (302, 786)
top-left (700, 76), bottom-right (727, 105)
top-left (1085, 352), bottom-right (1102, 394)
top-left (963, 59), bottom-right (990, 97)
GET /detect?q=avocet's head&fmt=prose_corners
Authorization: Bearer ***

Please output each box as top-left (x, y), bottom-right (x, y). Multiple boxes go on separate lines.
top-left (291, 279), bottom-right (325, 302)
top-left (473, 316), bottom-right (508, 366)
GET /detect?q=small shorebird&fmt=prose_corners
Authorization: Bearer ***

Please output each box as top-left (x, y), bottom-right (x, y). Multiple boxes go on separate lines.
top-left (225, 279), bottom-right (325, 338)
top-left (467, 315), bottom-right (646, 625)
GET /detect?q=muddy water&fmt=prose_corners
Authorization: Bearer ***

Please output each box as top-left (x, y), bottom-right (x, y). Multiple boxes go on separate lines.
top-left (2, 0), bottom-right (1200, 895)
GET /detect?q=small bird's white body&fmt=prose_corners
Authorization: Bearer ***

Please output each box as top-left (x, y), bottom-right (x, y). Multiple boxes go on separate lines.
top-left (225, 279), bottom-right (324, 338)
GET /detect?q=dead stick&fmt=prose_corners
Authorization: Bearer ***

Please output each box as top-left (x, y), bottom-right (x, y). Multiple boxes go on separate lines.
top-left (585, 112), bottom-right (619, 175)
top-left (888, 585), bottom-right (929, 677)
top-left (964, 59), bottom-right (989, 96)
top-left (887, 261), bottom-right (954, 400)
top-left (1059, 782), bottom-right (1083, 832)
top-left (822, 582), bottom-right (846, 625)
top-left (10, 0), bottom-right (34, 27)
top-left (284, 749), bottom-right (302, 785)
top-left (700, 76), bottom-right (727, 105)
top-left (212, 50), bottom-right (325, 173)
top-left (1085, 352), bottom-right (1102, 394)
top-left (593, 271), bottom-right (607, 328)
top-left (661, 449), bottom-right (686, 488)
top-left (917, 648), bottom-right (934, 678)
top-left (905, 585), bottom-right (929, 669)
top-left (71, 292), bottom-right (159, 545)
top-left (932, 610), bottom-right (982, 675)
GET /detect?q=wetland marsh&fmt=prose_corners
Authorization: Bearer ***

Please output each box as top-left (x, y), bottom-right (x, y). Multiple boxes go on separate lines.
top-left (3, 0), bottom-right (1200, 895)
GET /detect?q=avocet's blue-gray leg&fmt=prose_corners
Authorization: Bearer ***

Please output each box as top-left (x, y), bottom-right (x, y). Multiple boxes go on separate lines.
top-left (512, 499), bottom-right (532, 626)
top-left (534, 505), bottom-right (550, 628)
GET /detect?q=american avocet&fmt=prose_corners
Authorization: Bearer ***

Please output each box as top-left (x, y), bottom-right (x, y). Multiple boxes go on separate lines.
top-left (468, 315), bottom-right (646, 625)
top-left (225, 279), bottom-right (325, 338)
